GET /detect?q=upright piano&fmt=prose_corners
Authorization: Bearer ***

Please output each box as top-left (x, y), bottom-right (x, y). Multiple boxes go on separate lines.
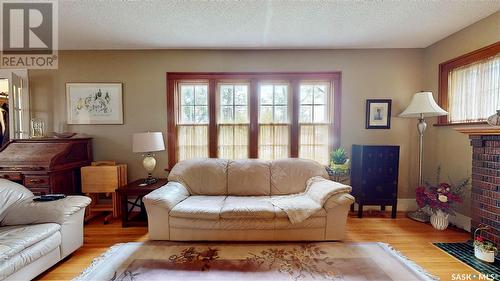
top-left (0, 138), bottom-right (93, 195)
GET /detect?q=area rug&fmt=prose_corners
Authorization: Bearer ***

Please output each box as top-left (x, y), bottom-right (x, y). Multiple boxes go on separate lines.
top-left (74, 242), bottom-right (437, 281)
top-left (434, 242), bottom-right (499, 277)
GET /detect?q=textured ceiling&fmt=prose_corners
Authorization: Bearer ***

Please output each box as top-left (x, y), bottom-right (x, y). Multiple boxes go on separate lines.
top-left (58, 0), bottom-right (500, 50)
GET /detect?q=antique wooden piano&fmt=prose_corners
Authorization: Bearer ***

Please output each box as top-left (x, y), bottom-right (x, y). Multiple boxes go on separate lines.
top-left (0, 138), bottom-right (93, 195)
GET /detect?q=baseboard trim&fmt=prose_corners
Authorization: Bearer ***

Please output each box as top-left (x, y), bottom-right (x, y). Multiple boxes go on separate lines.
top-left (351, 199), bottom-right (471, 232)
top-left (448, 212), bottom-right (471, 232)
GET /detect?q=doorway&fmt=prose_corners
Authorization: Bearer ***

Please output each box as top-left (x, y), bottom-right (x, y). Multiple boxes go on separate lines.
top-left (0, 69), bottom-right (29, 148)
top-left (0, 79), bottom-right (8, 146)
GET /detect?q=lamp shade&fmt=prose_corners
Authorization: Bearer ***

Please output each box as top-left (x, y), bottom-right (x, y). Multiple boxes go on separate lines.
top-left (132, 132), bottom-right (165, 153)
top-left (399, 91), bottom-right (448, 118)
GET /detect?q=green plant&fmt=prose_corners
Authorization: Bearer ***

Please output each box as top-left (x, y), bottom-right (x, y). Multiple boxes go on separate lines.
top-left (474, 238), bottom-right (497, 253)
top-left (331, 148), bottom-right (347, 165)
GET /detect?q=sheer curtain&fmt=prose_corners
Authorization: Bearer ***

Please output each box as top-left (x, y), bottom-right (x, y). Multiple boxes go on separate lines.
top-left (299, 124), bottom-right (329, 165)
top-left (448, 54), bottom-right (500, 123)
top-left (218, 124), bottom-right (248, 159)
top-left (178, 125), bottom-right (208, 161)
top-left (259, 124), bottom-right (289, 160)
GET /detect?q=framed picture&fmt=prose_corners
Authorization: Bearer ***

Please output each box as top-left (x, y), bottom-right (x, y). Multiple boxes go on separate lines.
top-left (66, 83), bottom-right (123, 124)
top-left (365, 99), bottom-right (391, 129)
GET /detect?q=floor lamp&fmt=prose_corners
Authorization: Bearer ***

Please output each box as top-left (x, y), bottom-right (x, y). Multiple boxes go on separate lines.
top-left (399, 92), bottom-right (448, 222)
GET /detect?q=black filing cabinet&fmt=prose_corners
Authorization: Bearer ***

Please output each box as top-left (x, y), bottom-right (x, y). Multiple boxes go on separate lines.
top-left (350, 145), bottom-right (400, 218)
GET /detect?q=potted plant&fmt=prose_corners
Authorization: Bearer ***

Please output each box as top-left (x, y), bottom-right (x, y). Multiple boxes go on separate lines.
top-left (474, 225), bottom-right (497, 263)
top-left (330, 148), bottom-right (349, 173)
top-left (415, 167), bottom-right (469, 230)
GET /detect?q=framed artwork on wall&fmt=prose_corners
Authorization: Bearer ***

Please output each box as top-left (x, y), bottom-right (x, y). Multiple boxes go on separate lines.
top-left (365, 99), bottom-right (391, 129)
top-left (66, 82), bottom-right (123, 124)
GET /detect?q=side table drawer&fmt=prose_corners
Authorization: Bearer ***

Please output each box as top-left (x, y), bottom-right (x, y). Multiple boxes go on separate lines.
top-left (24, 176), bottom-right (50, 188)
top-left (29, 187), bottom-right (50, 196)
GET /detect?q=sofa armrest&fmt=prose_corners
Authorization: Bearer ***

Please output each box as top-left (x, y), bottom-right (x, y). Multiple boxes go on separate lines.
top-left (324, 193), bottom-right (355, 209)
top-left (143, 182), bottom-right (189, 212)
top-left (144, 182), bottom-right (189, 240)
top-left (305, 176), bottom-right (352, 206)
top-left (1, 196), bottom-right (91, 226)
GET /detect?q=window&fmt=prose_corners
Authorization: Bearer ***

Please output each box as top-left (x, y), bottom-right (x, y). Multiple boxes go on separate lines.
top-left (218, 83), bottom-right (249, 159)
top-left (299, 83), bottom-right (331, 164)
top-left (438, 42), bottom-right (500, 125)
top-left (177, 83), bottom-right (209, 161)
top-left (166, 73), bottom-right (341, 168)
top-left (259, 83), bottom-right (290, 160)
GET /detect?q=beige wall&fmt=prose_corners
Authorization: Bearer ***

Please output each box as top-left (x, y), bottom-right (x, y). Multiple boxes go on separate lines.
top-left (423, 11), bottom-right (500, 216)
top-left (29, 49), bottom-right (424, 197)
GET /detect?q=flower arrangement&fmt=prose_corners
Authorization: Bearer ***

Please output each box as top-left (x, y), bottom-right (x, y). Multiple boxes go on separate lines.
top-left (473, 225), bottom-right (497, 263)
top-left (474, 236), bottom-right (497, 253)
top-left (415, 167), bottom-right (469, 215)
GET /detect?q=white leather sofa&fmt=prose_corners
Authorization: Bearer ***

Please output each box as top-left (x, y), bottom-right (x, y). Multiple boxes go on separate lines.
top-left (144, 158), bottom-right (354, 241)
top-left (0, 179), bottom-right (90, 281)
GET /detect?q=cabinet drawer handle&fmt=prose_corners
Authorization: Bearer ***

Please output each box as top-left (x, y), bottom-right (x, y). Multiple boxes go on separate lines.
top-left (29, 179), bottom-right (43, 184)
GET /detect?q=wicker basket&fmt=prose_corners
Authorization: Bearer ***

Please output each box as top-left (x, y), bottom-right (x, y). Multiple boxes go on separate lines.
top-left (473, 226), bottom-right (496, 263)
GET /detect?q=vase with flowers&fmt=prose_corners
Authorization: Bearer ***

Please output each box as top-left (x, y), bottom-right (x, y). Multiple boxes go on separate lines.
top-left (415, 167), bottom-right (469, 230)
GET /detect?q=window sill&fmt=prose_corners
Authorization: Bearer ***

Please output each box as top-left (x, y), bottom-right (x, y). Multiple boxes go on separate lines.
top-left (453, 125), bottom-right (500, 136)
top-left (433, 121), bottom-right (487, 127)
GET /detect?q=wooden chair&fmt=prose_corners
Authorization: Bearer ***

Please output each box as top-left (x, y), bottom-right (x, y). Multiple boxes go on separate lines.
top-left (81, 161), bottom-right (127, 224)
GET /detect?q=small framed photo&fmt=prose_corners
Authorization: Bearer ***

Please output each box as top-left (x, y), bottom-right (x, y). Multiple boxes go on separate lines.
top-left (66, 83), bottom-right (123, 124)
top-left (365, 99), bottom-right (391, 129)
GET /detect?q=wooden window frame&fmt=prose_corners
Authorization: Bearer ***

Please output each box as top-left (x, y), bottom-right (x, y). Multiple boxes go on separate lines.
top-left (217, 83), bottom-right (251, 159)
top-left (166, 72), bottom-right (342, 169)
top-left (298, 82), bottom-right (332, 164)
top-left (437, 41), bottom-right (500, 126)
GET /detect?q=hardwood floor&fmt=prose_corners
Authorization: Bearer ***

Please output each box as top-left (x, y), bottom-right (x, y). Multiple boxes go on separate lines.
top-left (38, 212), bottom-right (475, 280)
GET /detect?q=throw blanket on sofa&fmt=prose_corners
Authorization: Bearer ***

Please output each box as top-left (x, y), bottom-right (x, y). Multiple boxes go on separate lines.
top-left (269, 176), bottom-right (351, 224)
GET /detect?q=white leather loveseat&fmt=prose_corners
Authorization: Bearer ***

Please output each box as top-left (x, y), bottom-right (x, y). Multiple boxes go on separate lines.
top-left (144, 158), bottom-right (354, 241)
top-left (0, 179), bottom-right (90, 281)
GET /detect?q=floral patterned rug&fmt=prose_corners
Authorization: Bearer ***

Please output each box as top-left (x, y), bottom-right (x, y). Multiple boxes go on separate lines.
top-left (74, 242), bottom-right (438, 281)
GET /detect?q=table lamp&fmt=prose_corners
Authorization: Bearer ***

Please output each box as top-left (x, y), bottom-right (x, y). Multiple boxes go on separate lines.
top-left (399, 92), bottom-right (448, 222)
top-left (132, 132), bottom-right (165, 185)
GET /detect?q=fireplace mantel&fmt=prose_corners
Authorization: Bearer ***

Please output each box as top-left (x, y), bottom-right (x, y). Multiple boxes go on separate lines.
top-left (454, 125), bottom-right (500, 136)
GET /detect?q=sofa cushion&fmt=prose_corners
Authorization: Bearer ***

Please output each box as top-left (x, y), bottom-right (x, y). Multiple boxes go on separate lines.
top-left (270, 158), bottom-right (329, 195)
top-left (220, 196), bottom-right (275, 219)
top-left (169, 217), bottom-right (326, 230)
top-left (0, 223), bottom-right (60, 262)
top-left (0, 179), bottom-right (33, 223)
top-left (0, 229), bottom-right (61, 280)
top-left (168, 158), bottom-right (228, 195)
top-left (227, 159), bottom-right (271, 195)
top-left (170, 196), bottom-right (225, 220)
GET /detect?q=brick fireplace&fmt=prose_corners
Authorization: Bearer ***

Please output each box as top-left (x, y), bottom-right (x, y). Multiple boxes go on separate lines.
top-left (469, 134), bottom-right (499, 246)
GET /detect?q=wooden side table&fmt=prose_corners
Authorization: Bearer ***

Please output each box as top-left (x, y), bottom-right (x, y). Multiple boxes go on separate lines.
top-left (116, 178), bottom-right (168, 227)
